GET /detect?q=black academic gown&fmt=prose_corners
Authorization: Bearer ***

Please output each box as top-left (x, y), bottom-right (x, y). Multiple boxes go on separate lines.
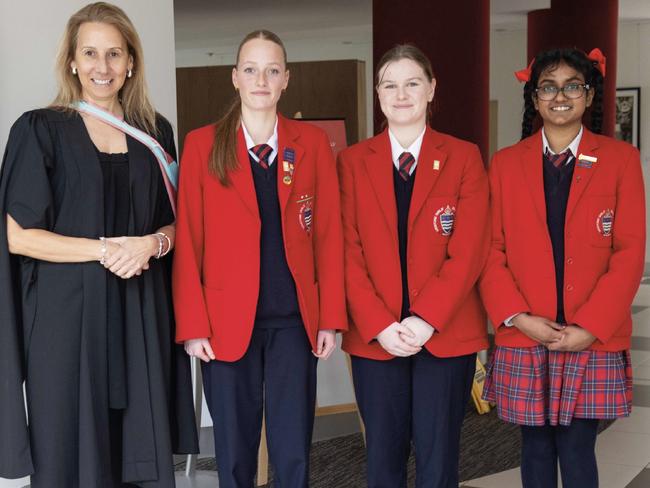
top-left (0, 109), bottom-right (198, 487)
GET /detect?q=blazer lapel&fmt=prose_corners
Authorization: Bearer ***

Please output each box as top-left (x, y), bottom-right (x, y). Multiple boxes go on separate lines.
top-left (230, 127), bottom-right (260, 220)
top-left (566, 128), bottom-right (599, 222)
top-left (364, 131), bottom-right (398, 243)
top-left (520, 131), bottom-right (548, 226)
top-left (277, 115), bottom-right (304, 215)
top-left (408, 128), bottom-right (447, 226)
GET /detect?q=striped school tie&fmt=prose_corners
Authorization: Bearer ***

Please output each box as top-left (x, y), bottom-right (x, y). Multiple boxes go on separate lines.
top-left (545, 148), bottom-right (573, 168)
top-left (252, 144), bottom-right (273, 169)
top-left (398, 152), bottom-right (416, 180)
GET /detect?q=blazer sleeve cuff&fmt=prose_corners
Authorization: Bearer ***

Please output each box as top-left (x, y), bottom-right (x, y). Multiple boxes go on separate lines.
top-left (480, 280), bottom-right (530, 328)
top-left (571, 309), bottom-right (615, 345)
top-left (408, 304), bottom-right (443, 332)
top-left (353, 309), bottom-right (396, 344)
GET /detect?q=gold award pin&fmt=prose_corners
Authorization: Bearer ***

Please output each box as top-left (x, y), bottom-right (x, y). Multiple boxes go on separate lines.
top-left (433, 160), bottom-right (440, 171)
top-left (282, 160), bottom-right (293, 185)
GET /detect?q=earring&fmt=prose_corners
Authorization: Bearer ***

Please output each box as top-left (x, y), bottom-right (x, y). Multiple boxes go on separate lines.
top-left (127, 69), bottom-right (132, 78)
top-left (72, 67), bottom-right (77, 75)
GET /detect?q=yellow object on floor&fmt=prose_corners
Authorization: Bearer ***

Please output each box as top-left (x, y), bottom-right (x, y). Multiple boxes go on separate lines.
top-left (471, 357), bottom-right (492, 415)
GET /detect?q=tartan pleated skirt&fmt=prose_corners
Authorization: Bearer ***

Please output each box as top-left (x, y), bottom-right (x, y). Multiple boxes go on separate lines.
top-left (483, 345), bottom-right (633, 426)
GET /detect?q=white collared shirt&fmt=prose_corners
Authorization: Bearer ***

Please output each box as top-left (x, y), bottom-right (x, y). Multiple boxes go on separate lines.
top-left (388, 127), bottom-right (426, 175)
top-left (242, 118), bottom-right (279, 166)
top-left (542, 126), bottom-right (583, 164)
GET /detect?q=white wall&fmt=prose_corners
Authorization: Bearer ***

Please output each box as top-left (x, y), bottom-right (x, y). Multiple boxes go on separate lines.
top-left (616, 22), bottom-right (650, 262)
top-left (617, 22), bottom-right (650, 262)
top-left (490, 22), bottom-right (650, 260)
top-left (0, 1), bottom-right (176, 486)
top-left (489, 29), bottom-right (528, 151)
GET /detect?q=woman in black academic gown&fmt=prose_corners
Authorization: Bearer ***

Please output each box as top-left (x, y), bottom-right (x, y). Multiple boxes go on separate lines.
top-left (0, 3), bottom-right (197, 487)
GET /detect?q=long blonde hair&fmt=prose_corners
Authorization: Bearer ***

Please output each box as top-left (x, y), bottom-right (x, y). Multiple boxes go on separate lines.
top-left (50, 2), bottom-right (157, 134)
top-left (209, 30), bottom-right (288, 186)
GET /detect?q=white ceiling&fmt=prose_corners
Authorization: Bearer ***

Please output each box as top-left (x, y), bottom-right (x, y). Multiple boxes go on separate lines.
top-left (173, 0), bottom-right (650, 50)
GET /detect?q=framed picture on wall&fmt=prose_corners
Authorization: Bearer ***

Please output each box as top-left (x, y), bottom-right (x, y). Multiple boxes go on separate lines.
top-left (615, 87), bottom-right (640, 149)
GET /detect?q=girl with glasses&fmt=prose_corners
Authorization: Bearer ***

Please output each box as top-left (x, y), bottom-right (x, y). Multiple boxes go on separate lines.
top-left (480, 47), bottom-right (644, 488)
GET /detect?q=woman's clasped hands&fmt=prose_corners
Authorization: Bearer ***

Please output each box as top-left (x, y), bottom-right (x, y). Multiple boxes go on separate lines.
top-left (102, 235), bottom-right (159, 279)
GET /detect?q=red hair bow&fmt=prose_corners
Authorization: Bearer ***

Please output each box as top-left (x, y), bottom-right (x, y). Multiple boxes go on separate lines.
top-left (514, 58), bottom-right (534, 83)
top-left (587, 48), bottom-right (606, 77)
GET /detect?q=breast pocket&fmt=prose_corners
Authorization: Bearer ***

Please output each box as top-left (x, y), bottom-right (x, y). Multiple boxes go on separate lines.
top-left (427, 195), bottom-right (459, 243)
top-left (586, 195), bottom-right (616, 247)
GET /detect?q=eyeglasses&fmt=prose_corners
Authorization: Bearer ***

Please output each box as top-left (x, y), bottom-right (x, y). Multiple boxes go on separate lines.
top-left (535, 83), bottom-right (590, 101)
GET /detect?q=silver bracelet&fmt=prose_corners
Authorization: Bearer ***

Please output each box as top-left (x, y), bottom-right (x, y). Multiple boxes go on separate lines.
top-left (153, 233), bottom-right (164, 259)
top-left (99, 237), bottom-right (107, 265)
top-left (156, 232), bottom-right (172, 257)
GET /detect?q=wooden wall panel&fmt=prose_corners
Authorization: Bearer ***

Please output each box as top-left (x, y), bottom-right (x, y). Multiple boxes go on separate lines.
top-left (176, 59), bottom-right (365, 153)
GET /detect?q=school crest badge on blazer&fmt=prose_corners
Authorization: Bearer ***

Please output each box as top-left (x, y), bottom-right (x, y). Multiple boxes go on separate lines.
top-left (297, 195), bottom-right (314, 234)
top-left (434, 205), bottom-right (456, 236)
top-left (596, 208), bottom-right (614, 237)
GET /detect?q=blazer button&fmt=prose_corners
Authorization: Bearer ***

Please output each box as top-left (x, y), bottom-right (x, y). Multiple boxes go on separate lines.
top-left (412, 289), bottom-right (419, 297)
top-left (566, 257), bottom-right (574, 265)
top-left (566, 284), bottom-right (574, 292)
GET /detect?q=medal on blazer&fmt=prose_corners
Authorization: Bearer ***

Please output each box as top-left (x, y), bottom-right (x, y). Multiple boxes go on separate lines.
top-left (577, 153), bottom-right (597, 169)
top-left (282, 147), bottom-right (295, 185)
top-left (434, 205), bottom-right (456, 236)
top-left (297, 195), bottom-right (314, 234)
top-left (596, 208), bottom-right (614, 237)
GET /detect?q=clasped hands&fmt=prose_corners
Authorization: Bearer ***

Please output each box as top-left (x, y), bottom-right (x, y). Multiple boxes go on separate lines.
top-left (102, 235), bottom-right (159, 279)
top-left (376, 316), bottom-right (434, 357)
top-left (511, 313), bottom-right (596, 352)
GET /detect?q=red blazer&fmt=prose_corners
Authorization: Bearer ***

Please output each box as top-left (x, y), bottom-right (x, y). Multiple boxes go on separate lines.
top-left (173, 115), bottom-right (347, 361)
top-left (339, 128), bottom-right (490, 360)
top-left (479, 128), bottom-right (645, 351)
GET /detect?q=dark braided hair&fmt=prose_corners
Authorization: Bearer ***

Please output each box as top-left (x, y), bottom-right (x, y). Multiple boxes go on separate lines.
top-left (520, 48), bottom-right (604, 139)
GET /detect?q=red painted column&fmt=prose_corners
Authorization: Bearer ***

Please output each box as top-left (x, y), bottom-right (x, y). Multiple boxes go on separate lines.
top-left (527, 0), bottom-right (618, 136)
top-left (373, 0), bottom-right (490, 162)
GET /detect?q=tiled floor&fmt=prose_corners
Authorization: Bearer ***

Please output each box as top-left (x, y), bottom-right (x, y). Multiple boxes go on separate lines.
top-left (463, 280), bottom-right (650, 488)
